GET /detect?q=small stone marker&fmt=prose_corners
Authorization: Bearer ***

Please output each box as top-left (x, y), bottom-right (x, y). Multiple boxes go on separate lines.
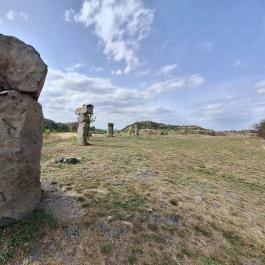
top-left (107, 123), bottom-right (114, 137)
top-left (75, 104), bottom-right (94, 145)
top-left (135, 121), bottom-right (140, 136)
top-left (0, 34), bottom-right (47, 227)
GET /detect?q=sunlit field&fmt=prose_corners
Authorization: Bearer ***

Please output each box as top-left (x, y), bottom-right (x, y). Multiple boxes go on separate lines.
top-left (1, 133), bottom-right (265, 265)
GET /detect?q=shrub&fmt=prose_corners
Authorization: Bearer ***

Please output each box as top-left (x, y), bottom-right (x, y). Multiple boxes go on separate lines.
top-left (255, 120), bottom-right (265, 138)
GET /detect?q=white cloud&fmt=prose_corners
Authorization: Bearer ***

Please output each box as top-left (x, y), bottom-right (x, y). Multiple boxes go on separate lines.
top-left (159, 64), bottom-right (178, 76)
top-left (40, 68), bottom-right (205, 128)
top-left (203, 103), bottom-right (223, 110)
top-left (191, 95), bottom-right (265, 130)
top-left (234, 59), bottom-right (243, 67)
top-left (90, 66), bottom-right (104, 72)
top-left (199, 40), bottom-right (214, 52)
top-left (19, 12), bottom-right (28, 20)
top-left (65, 0), bottom-right (154, 73)
top-left (148, 73), bottom-right (205, 94)
top-left (66, 62), bottom-right (85, 72)
top-left (187, 73), bottom-right (205, 87)
top-left (64, 8), bottom-right (75, 22)
top-left (66, 63), bottom-right (104, 73)
top-left (40, 68), bottom-right (152, 126)
top-left (135, 69), bottom-right (152, 76)
top-left (6, 10), bottom-right (15, 20)
top-left (256, 80), bottom-right (265, 93)
top-left (39, 69), bottom-right (265, 130)
top-left (111, 69), bottom-right (123, 76)
top-left (6, 10), bottom-right (28, 20)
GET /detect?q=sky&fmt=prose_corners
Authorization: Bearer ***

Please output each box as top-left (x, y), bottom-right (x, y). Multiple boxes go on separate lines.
top-left (1, 0), bottom-right (265, 130)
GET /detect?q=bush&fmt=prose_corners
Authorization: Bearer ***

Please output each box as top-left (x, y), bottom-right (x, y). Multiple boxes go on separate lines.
top-left (255, 120), bottom-right (265, 138)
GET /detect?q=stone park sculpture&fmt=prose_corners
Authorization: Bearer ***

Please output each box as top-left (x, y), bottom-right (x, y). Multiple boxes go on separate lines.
top-left (107, 123), bottom-right (114, 137)
top-left (75, 104), bottom-right (94, 145)
top-left (0, 34), bottom-right (47, 227)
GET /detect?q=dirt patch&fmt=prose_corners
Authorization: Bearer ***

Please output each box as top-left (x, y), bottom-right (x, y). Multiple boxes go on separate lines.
top-left (41, 180), bottom-right (85, 223)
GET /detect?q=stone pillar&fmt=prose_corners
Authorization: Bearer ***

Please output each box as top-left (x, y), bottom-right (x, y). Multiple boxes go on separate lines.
top-left (75, 104), bottom-right (93, 145)
top-left (107, 123), bottom-right (114, 137)
top-left (77, 122), bottom-right (88, 145)
top-left (135, 122), bottom-right (140, 136)
top-left (0, 34), bottom-right (47, 227)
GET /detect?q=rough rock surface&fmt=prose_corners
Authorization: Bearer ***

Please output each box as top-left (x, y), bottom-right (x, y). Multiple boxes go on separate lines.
top-left (0, 91), bottom-right (43, 226)
top-left (77, 122), bottom-right (89, 145)
top-left (0, 34), bottom-right (47, 99)
top-left (107, 123), bottom-right (114, 137)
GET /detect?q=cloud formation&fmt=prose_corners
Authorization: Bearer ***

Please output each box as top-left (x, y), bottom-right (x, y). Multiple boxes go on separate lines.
top-left (159, 64), bottom-right (178, 76)
top-left (148, 74), bottom-right (204, 94)
top-left (40, 68), bottom-right (206, 127)
top-left (6, 10), bottom-right (28, 20)
top-left (39, 67), bottom-right (265, 130)
top-left (256, 80), bottom-right (265, 93)
top-left (40, 68), bottom-right (150, 125)
top-left (65, 0), bottom-right (154, 73)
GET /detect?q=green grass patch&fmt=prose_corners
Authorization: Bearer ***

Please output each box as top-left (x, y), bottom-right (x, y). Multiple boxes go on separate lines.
top-left (0, 208), bottom-right (56, 264)
top-left (223, 231), bottom-right (245, 246)
top-left (200, 256), bottom-right (219, 265)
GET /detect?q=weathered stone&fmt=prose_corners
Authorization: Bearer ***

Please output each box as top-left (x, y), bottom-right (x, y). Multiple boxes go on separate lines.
top-left (0, 91), bottom-right (43, 226)
top-left (0, 34), bottom-right (47, 99)
top-left (77, 122), bottom-right (89, 145)
top-left (75, 104), bottom-right (93, 146)
top-left (107, 123), bottom-right (114, 137)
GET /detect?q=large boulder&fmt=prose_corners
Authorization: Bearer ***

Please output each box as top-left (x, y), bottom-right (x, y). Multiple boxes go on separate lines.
top-left (0, 91), bottom-right (43, 226)
top-left (0, 34), bottom-right (47, 99)
top-left (0, 34), bottom-right (47, 227)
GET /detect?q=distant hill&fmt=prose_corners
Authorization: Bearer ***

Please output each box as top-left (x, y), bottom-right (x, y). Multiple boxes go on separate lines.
top-left (120, 121), bottom-right (216, 136)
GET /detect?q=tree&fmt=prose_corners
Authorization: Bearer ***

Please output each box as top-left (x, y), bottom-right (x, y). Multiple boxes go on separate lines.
top-left (255, 120), bottom-right (265, 138)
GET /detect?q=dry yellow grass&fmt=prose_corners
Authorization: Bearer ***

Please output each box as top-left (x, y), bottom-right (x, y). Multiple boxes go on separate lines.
top-left (1, 134), bottom-right (265, 265)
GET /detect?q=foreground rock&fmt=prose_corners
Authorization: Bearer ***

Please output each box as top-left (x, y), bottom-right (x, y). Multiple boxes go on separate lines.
top-left (0, 34), bottom-right (47, 99)
top-left (0, 35), bottom-right (47, 227)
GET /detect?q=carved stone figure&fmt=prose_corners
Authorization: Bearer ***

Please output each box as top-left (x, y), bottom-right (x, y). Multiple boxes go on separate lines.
top-left (75, 104), bottom-right (94, 145)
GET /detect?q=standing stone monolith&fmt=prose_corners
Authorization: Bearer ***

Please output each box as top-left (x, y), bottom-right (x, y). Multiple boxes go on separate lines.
top-left (75, 104), bottom-right (94, 145)
top-left (107, 123), bottom-right (114, 137)
top-left (135, 122), bottom-right (140, 136)
top-left (0, 34), bottom-right (47, 227)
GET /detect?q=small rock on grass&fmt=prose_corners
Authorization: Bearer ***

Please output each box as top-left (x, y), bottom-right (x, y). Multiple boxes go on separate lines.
top-left (53, 157), bottom-right (80, 164)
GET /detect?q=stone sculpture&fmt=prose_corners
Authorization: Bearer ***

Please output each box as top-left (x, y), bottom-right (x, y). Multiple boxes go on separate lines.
top-left (0, 34), bottom-right (47, 227)
top-left (75, 104), bottom-right (94, 145)
top-left (107, 123), bottom-right (114, 137)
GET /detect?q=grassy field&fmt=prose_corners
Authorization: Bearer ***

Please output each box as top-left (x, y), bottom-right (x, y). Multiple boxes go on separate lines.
top-left (1, 133), bottom-right (265, 265)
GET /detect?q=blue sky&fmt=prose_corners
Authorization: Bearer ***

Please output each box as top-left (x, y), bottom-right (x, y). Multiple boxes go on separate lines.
top-left (1, 0), bottom-right (265, 130)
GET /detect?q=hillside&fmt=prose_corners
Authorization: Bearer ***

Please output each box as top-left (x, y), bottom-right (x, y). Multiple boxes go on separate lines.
top-left (121, 121), bottom-right (216, 136)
